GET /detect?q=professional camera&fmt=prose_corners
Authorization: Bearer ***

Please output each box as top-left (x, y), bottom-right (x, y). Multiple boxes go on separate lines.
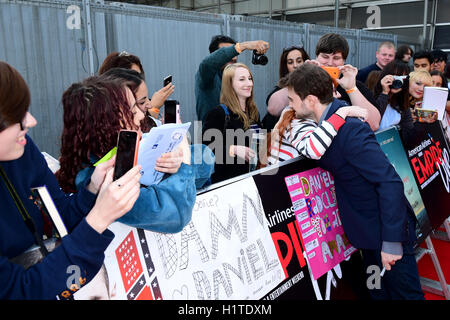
top-left (390, 75), bottom-right (407, 89)
top-left (252, 50), bottom-right (268, 65)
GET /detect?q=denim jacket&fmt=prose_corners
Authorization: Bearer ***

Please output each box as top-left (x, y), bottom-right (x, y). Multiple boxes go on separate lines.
top-left (75, 144), bottom-right (214, 233)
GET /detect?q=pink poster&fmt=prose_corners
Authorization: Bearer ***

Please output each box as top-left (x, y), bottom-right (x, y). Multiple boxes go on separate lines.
top-left (285, 167), bottom-right (356, 280)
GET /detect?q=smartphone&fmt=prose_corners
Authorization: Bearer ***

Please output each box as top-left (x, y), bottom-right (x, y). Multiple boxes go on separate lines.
top-left (163, 75), bottom-right (172, 87)
top-left (164, 100), bottom-right (180, 124)
top-left (113, 130), bottom-right (140, 181)
top-left (321, 66), bottom-right (340, 88)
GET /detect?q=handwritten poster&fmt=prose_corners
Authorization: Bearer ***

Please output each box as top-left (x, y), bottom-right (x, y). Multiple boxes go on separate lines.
top-left (285, 168), bottom-right (356, 280)
top-left (104, 177), bottom-right (284, 300)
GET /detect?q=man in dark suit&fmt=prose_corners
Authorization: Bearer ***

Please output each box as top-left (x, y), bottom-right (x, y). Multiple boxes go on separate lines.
top-left (286, 63), bottom-right (424, 300)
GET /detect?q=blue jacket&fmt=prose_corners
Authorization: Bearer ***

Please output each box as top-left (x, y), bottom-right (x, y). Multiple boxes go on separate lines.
top-left (318, 99), bottom-right (416, 252)
top-left (75, 144), bottom-right (215, 233)
top-left (0, 136), bottom-right (113, 299)
top-left (195, 45), bottom-right (239, 122)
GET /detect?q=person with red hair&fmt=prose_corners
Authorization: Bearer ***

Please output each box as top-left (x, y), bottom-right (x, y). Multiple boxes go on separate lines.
top-left (57, 74), bottom-right (214, 233)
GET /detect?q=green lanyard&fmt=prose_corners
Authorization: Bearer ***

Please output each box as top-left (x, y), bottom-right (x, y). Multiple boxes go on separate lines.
top-left (0, 165), bottom-right (49, 257)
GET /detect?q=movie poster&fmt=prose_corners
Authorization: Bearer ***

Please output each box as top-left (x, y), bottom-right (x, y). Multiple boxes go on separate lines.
top-left (284, 167), bottom-right (357, 280)
top-left (254, 159), bottom-right (316, 300)
top-left (375, 127), bottom-right (433, 244)
top-left (104, 178), bottom-right (284, 300)
top-left (402, 122), bottom-right (450, 230)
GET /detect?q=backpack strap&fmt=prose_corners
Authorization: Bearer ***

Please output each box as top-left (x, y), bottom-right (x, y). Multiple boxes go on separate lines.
top-left (219, 104), bottom-right (231, 131)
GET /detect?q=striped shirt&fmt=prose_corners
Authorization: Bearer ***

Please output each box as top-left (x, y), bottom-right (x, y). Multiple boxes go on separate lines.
top-left (268, 110), bottom-right (346, 165)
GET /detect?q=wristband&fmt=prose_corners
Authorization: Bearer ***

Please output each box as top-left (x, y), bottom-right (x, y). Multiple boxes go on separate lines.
top-left (150, 107), bottom-right (160, 115)
top-left (345, 86), bottom-right (357, 94)
top-left (235, 43), bottom-right (242, 54)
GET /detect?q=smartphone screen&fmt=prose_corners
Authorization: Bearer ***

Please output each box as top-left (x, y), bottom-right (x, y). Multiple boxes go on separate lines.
top-left (113, 130), bottom-right (139, 181)
top-left (164, 100), bottom-right (178, 124)
top-left (163, 75), bottom-right (172, 87)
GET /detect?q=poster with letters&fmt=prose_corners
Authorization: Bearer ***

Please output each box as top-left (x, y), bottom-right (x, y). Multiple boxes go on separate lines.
top-left (375, 127), bottom-right (432, 244)
top-left (402, 122), bottom-right (450, 230)
top-left (284, 167), bottom-right (357, 281)
top-left (104, 177), bottom-right (284, 300)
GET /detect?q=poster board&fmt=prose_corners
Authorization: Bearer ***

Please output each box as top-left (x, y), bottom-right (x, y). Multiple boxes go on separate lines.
top-left (375, 127), bottom-right (433, 244)
top-left (284, 167), bottom-right (357, 281)
top-left (104, 178), bottom-right (285, 300)
top-left (402, 122), bottom-right (450, 230)
top-left (253, 159), bottom-right (367, 300)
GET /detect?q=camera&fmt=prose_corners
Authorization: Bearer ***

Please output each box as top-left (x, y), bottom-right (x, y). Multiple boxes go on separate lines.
top-left (390, 75), bottom-right (407, 89)
top-left (252, 50), bottom-right (268, 65)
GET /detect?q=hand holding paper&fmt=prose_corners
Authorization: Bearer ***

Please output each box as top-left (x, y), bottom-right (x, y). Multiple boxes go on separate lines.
top-left (137, 122), bottom-right (191, 186)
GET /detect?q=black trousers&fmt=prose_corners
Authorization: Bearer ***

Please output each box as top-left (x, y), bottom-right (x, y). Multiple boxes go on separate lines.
top-left (361, 243), bottom-right (425, 300)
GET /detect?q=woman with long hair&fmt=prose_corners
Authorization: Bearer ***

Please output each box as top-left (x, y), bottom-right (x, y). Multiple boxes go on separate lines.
top-left (99, 51), bottom-right (174, 127)
top-left (374, 63), bottom-right (432, 139)
top-left (395, 45), bottom-right (414, 64)
top-left (0, 61), bottom-right (141, 299)
top-left (263, 46), bottom-right (310, 130)
top-left (202, 63), bottom-right (261, 184)
top-left (57, 75), bottom-right (214, 233)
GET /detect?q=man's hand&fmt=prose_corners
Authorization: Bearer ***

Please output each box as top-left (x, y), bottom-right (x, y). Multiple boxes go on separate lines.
top-left (240, 40), bottom-right (269, 54)
top-left (337, 64), bottom-right (358, 91)
top-left (381, 251), bottom-right (402, 271)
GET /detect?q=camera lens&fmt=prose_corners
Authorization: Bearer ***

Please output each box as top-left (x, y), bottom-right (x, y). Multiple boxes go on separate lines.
top-left (252, 50), bottom-right (268, 66)
top-left (391, 80), bottom-right (402, 89)
top-left (258, 55), bottom-right (268, 65)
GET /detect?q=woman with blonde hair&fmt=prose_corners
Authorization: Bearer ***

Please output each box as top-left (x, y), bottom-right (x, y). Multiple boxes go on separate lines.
top-left (406, 71), bottom-right (434, 123)
top-left (202, 63), bottom-right (261, 184)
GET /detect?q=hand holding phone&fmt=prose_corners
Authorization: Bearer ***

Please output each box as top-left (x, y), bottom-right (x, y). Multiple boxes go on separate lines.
top-left (113, 130), bottom-right (141, 181)
top-left (321, 66), bottom-right (340, 88)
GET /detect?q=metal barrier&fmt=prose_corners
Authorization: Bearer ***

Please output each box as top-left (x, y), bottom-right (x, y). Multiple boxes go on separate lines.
top-left (0, 0), bottom-right (397, 157)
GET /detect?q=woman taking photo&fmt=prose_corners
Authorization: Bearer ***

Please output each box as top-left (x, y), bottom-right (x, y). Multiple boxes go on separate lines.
top-left (263, 46), bottom-right (310, 130)
top-left (202, 63), bottom-right (261, 184)
top-left (374, 63), bottom-right (432, 140)
top-left (56, 75), bottom-right (214, 233)
top-left (0, 61), bottom-right (141, 299)
top-left (99, 51), bottom-right (174, 126)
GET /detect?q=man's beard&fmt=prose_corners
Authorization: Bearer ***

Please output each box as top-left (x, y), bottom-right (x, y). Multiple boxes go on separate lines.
top-left (295, 103), bottom-right (315, 121)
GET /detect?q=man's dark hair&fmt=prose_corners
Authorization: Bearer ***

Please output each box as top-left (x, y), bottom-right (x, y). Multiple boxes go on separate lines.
top-left (315, 33), bottom-right (349, 60)
top-left (413, 50), bottom-right (433, 64)
top-left (287, 64), bottom-right (333, 104)
top-left (395, 45), bottom-right (414, 61)
top-left (209, 35), bottom-right (236, 53)
top-left (431, 49), bottom-right (448, 63)
top-left (446, 62), bottom-right (450, 80)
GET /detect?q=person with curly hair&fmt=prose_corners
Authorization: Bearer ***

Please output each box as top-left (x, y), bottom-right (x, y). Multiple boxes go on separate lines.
top-left (56, 75), bottom-right (214, 233)
top-left (0, 61), bottom-right (141, 299)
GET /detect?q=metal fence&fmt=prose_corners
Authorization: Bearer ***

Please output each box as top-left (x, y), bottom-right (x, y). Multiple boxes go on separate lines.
top-left (0, 0), bottom-right (397, 157)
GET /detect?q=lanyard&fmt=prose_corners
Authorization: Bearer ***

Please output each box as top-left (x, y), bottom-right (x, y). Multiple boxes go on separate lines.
top-left (0, 165), bottom-right (49, 257)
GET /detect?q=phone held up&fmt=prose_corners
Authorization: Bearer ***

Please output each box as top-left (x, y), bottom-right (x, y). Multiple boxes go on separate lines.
top-left (113, 130), bottom-right (141, 181)
top-left (164, 100), bottom-right (180, 124)
top-left (321, 66), bottom-right (340, 88)
top-left (163, 75), bottom-right (172, 87)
